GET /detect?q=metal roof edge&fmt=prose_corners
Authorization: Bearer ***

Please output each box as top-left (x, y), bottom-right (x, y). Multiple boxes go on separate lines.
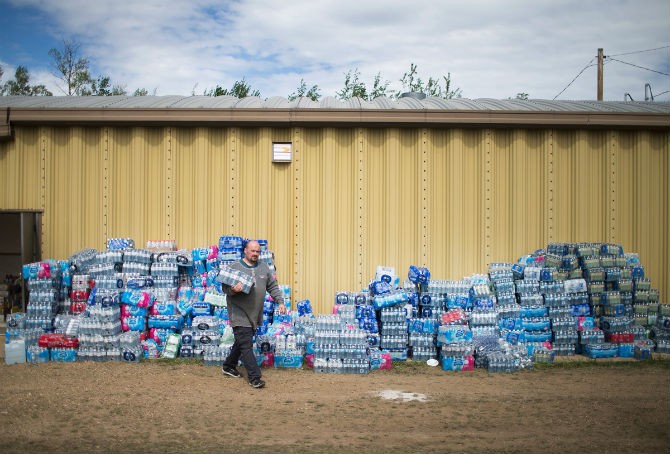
top-left (5, 105), bottom-right (670, 129)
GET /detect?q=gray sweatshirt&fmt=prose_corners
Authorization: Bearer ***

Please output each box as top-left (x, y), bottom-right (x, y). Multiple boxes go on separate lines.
top-left (221, 259), bottom-right (284, 331)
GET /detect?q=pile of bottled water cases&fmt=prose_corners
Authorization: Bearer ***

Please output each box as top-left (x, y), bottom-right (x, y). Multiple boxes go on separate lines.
top-left (5, 238), bottom-right (670, 373)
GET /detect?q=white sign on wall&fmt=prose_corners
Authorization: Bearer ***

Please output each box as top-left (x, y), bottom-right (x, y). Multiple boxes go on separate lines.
top-left (272, 142), bottom-right (292, 162)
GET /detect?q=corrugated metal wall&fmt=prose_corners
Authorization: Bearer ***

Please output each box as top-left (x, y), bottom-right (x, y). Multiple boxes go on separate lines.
top-left (1, 125), bottom-right (667, 313)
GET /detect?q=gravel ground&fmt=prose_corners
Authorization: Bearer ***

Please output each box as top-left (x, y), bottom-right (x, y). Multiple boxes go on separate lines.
top-left (1, 337), bottom-right (669, 454)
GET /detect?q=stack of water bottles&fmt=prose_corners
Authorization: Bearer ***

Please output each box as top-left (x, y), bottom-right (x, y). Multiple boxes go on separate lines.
top-left (272, 285), bottom-right (293, 325)
top-left (485, 339), bottom-right (534, 373)
top-left (148, 249), bottom-right (184, 350)
top-left (514, 262), bottom-right (553, 355)
top-left (354, 300), bottom-right (381, 349)
top-left (468, 275), bottom-right (499, 340)
top-left (500, 274), bottom-right (527, 346)
top-left (438, 308), bottom-right (475, 371)
top-left (469, 274), bottom-right (525, 372)
top-left (77, 296), bottom-right (123, 362)
top-left (599, 289), bottom-right (635, 358)
top-left (5, 313), bottom-right (28, 364)
top-left (408, 289), bottom-right (439, 362)
top-left (651, 309), bottom-right (670, 353)
top-left (632, 274), bottom-right (655, 328)
top-left (13, 261), bottom-right (68, 364)
top-left (23, 260), bottom-right (64, 333)
top-left (258, 240), bottom-right (277, 274)
top-left (69, 273), bottom-right (91, 314)
top-left (378, 306), bottom-right (408, 360)
top-left (293, 312), bottom-right (316, 367)
top-left (218, 235), bottom-right (243, 264)
top-left (274, 332), bottom-right (305, 368)
top-left (445, 279), bottom-right (472, 312)
top-left (312, 314), bottom-right (370, 374)
top-left (75, 251), bottom-right (120, 361)
top-left (489, 264), bottom-right (516, 340)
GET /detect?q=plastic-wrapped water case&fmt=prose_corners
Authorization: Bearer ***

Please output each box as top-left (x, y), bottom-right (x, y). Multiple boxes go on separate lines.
top-left (121, 345), bottom-right (142, 362)
top-left (216, 265), bottom-right (254, 294)
top-left (601, 243), bottom-right (624, 256)
top-left (26, 345), bottom-right (50, 364)
top-left (121, 290), bottom-right (155, 308)
top-left (437, 325), bottom-right (473, 344)
top-left (583, 343), bottom-right (618, 359)
top-left (5, 339), bottom-right (26, 365)
top-left (50, 347), bottom-right (77, 362)
top-left (107, 238), bottom-right (134, 250)
top-left (441, 356), bottom-right (474, 371)
top-left (274, 350), bottom-right (304, 368)
top-left (617, 343), bottom-right (635, 358)
top-left (533, 349), bottom-right (555, 364)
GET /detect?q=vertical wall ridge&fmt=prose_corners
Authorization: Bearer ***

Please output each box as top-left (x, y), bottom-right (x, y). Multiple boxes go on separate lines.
top-left (546, 129), bottom-right (555, 243)
top-left (483, 128), bottom-right (493, 264)
top-left (165, 127), bottom-right (174, 241)
top-left (229, 127), bottom-right (238, 233)
top-left (608, 130), bottom-right (617, 242)
top-left (292, 127), bottom-right (304, 299)
top-left (356, 127), bottom-right (367, 290)
top-left (102, 127), bottom-right (109, 244)
top-left (421, 128), bottom-right (430, 266)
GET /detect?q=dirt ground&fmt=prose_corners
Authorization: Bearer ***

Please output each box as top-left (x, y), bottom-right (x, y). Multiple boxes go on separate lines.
top-left (0, 347), bottom-right (668, 454)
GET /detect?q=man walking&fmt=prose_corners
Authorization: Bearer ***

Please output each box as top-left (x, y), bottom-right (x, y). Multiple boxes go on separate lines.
top-left (219, 240), bottom-right (287, 388)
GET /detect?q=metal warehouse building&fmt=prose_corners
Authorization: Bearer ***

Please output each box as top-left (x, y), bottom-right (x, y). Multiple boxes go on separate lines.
top-left (0, 95), bottom-right (669, 313)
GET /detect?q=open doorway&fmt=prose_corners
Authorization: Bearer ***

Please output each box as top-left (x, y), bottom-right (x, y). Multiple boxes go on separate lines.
top-left (0, 210), bottom-right (42, 318)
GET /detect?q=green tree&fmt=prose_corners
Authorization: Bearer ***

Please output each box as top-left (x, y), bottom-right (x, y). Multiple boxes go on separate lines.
top-left (336, 69), bottom-right (391, 100)
top-left (1, 65), bottom-right (52, 96)
top-left (397, 63), bottom-right (462, 99)
top-left (288, 78), bottom-right (321, 101)
top-left (369, 72), bottom-right (390, 99)
top-left (49, 39), bottom-right (126, 96)
top-left (133, 88), bottom-right (149, 96)
top-left (336, 68), bottom-right (368, 100)
top-left (205, 78), bottom-right (261, 98)
top-left (515, 92), bottom-right (529, 100)
top-left (49, 39), bottom-right (91, 95)
top-left (83, 75), bottom-right (127, 96)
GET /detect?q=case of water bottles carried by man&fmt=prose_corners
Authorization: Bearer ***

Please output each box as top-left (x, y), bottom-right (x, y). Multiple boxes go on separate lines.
top-left (5, 236), bottom-right (670, 373)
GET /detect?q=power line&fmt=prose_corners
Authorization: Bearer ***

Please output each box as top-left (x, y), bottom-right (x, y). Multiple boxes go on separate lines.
top-left (607, 57), bottom-right (670, 77)
top-left (553, 59), bottom-right (596, 100)
top-left (608, 45), bottom-right (670, 57)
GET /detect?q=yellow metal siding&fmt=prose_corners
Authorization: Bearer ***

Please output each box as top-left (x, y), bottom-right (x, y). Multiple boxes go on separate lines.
top-left (364, 129), bottom-right (423, 279)
top-left (0, 127), bottom-right (42, 208)
top-left (296, 128), bottom-right (359, 307)
top-left (105, 127), bottom-right (168, 247)
top-left (1, 124), bottom-right (668, 312)
top-left (429, 129), bottom-right (486, 279)
top-left (172, 127), bottom-right (233, 249)
top-left (44, 127), bottom-right (106, 258)
top-left (235, 127), bottom-right (293, 282)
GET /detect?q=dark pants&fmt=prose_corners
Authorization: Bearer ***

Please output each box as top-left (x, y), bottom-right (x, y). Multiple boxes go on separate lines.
top-left (223, 326), bottom-right (261, 381)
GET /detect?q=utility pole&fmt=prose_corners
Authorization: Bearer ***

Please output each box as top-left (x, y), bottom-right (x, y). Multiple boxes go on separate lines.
top-left (597, 48), bottom-right (604, 101)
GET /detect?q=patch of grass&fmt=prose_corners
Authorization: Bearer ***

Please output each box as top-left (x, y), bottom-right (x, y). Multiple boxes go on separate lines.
top-left (533, 357), bottom-right (670, 370)
top-left (389, 360), bottom-right (429, 375)
top-left (149, 357), bottom-right (203, 367)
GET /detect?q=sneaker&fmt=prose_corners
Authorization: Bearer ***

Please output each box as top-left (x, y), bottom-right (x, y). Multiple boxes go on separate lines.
top-left (248, 378), bottom-right (265, 389)
top-left (221, 366), bottom-right (241, 378)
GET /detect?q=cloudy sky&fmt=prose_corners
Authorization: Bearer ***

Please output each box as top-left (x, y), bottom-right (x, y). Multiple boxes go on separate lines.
top-left (1, 0), bottom-right (669, 101)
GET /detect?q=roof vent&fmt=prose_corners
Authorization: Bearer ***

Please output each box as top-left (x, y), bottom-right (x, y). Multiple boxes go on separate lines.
top-left (400, 92), bottom-right (426, 100)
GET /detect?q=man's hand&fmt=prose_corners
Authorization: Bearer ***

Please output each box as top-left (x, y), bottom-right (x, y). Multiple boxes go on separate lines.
top-left (231, 282), bottom-right (243, 293)
top-left (277, 304), bottom-right (288, 315)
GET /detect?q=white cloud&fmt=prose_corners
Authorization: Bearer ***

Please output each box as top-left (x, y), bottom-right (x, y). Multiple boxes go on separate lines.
top-left (5, 0), bottom-right (670, 100)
